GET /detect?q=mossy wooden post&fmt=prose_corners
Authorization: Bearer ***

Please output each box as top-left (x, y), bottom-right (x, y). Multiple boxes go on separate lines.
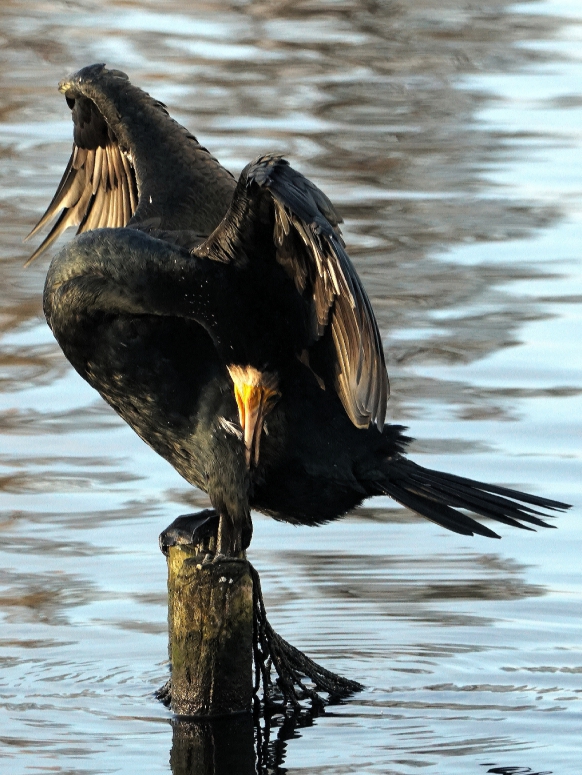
top-left (166, 541), bottom-right (254, 717)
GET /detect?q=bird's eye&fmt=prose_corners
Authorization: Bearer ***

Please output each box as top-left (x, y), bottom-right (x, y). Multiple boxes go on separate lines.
top-left (66, 96), bottom-right (75, 110)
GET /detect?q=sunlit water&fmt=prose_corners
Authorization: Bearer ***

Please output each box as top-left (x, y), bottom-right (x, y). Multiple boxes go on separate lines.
top-left (0, 0), bottom-right (581, 773)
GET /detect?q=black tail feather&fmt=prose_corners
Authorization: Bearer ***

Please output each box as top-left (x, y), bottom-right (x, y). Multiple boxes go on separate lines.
top-left (379, 457), bottom-right (570, 538)
top-left (403, 463), bottom-right (554, 526)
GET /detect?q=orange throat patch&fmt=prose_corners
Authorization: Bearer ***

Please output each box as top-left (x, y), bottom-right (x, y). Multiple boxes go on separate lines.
top-left (227, 365), bottom-right (280, 468)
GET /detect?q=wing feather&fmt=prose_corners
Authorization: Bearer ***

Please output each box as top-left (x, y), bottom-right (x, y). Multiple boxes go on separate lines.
top-left (91, 145), bottom-right (103, 194)
top-left (24, 94), bottom-right (138, 265)
top-left (264, 159), bottom-right (388, 430)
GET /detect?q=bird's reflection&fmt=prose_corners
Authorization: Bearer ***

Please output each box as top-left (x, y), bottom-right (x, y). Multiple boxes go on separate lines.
top-left (170, 704), bottom-right (320, 775)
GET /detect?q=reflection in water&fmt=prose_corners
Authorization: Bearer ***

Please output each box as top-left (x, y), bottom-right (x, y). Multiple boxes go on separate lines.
top-left (170, 716), bottom-right (257, 775)
top-left (0, 0), bottom-right (581, 772)
top-left (171, 706), bottom-right (323, 775)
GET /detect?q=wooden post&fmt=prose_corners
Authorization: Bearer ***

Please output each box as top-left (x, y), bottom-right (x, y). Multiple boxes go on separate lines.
top-left (166, 542), bottom-right (254, 717)
top-left (160, 511), bottom-right (361, 719)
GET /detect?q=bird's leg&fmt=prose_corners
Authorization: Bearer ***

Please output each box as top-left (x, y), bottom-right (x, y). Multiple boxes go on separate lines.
top-left (216, 508), bottom-right (253, 558)
top-left (204, 414), bottom-right (254, 558)
top-left (216, 510), bottom-right (237, 557)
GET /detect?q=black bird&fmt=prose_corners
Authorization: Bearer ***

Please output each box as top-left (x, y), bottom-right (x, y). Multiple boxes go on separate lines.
top-left (30, 64), bottom-right (569, 559)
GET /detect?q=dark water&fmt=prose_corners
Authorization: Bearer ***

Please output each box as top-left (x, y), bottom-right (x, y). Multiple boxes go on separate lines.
top-left (1, 0), bottom-right (581, 772)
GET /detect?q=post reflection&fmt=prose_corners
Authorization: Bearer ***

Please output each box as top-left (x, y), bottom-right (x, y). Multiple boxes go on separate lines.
top-left (170, 706), bottom-right (319, 775)
top-left (170, 715), bottom-right (256, 775)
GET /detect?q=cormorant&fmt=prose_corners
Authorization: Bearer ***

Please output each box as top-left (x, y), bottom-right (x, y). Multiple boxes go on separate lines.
top-left (29, 64), bottom-right (570, 559)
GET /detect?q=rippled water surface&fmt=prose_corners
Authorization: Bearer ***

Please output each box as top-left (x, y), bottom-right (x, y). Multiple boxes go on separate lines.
top-left (1, 0), bottom-right (581, 772)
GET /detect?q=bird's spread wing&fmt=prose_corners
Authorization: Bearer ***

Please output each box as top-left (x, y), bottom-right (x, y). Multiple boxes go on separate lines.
top-left (25, 80), bottom-right (138, 264)
top-left (198, 154), bottom-right (389, 431)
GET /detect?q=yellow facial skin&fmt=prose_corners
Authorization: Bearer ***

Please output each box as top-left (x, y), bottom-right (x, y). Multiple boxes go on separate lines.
top-left (227, 366), bottom-right (280, 467)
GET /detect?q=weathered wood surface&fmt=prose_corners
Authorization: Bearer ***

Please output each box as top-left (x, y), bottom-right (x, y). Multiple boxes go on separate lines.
top-left (166, 543), bottom-right (254, 717)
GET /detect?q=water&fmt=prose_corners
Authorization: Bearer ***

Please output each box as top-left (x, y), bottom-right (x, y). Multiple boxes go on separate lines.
top-left (1, 0), bottom-right (581, 772)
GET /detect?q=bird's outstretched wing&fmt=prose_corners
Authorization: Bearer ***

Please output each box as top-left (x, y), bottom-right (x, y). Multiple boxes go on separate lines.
top-left (198, 154), bottom-right (389, 431)
top-left (25, 63), bottom-right (236, 264)
top-left (25, 68), bottom-right (139, 264)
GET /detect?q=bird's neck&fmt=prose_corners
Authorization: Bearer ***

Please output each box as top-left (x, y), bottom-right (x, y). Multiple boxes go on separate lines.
top-left (82, 78), bottom-right (236, 234)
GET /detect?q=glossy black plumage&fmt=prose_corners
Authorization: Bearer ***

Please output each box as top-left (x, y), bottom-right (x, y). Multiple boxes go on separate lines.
top-left (31, 65), bottom-right (570, 554)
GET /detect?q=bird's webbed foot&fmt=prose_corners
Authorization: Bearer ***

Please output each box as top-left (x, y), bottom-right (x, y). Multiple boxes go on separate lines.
top-left (159, 509), bottom-right (219, 557)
